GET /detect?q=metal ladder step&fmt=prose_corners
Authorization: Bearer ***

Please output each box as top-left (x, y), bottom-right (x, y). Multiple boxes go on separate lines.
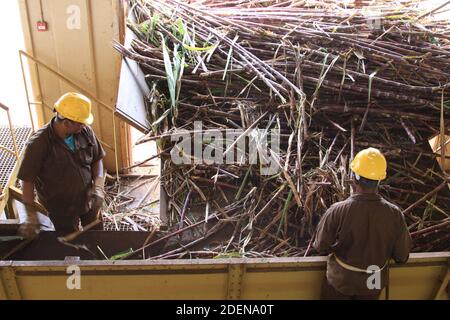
top-left (0, 125), bottom-right (32, 192)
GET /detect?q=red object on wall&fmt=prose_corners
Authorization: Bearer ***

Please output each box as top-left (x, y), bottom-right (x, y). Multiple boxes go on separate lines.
top-left (37, 21), bottom-right (48, 32)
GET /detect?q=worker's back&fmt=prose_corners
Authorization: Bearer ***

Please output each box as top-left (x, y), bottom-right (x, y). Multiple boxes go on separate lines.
top-left (314, 193), bottom-right (412, 296)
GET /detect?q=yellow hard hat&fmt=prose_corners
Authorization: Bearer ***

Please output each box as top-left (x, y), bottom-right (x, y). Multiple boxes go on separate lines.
top-left (350, 147), bottom-right (387, 181)
top-left (54, 92), bottom-right (93, 125)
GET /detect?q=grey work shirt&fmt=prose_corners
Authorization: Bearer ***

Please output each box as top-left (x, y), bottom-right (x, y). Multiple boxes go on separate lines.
top-left (313, 193), bottom-right (412, 296)
top-left (17, 117), bottom-right (106, 218)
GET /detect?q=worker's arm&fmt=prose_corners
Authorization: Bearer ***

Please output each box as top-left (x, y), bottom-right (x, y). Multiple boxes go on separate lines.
top-left (22, 181), bottom-right (37, 216)
top-left (313, 206), bottom-right (339, 254)
top-left (92, 158), bottom-right (104, 181)
top-left (89, 126), bottom-right (106, 190)
top-left (87, 159), bottom-right (105, 214)
top-left (16, 132), bottom-right (47, 239)
top-left (392, 213), bottom-right (412, 263)
top-left (18, 181), bottom-right (40, 239)
top-left (89, 126), bottom-right (106, 178)
top-left (85, 126), bottom-right (106, 214)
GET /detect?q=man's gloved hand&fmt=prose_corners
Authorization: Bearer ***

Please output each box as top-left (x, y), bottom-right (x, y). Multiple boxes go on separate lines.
top-left (18, 206), bottom-right (40, 240)
top-left (87, 176), bottom-right (105, 214)
top-left (18, 223), bottom-right (40, 240)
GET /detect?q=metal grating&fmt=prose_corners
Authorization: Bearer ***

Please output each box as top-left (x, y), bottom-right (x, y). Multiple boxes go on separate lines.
top-left (103, 222), bottom-right (134, 231)
top-left (0, 125), bottom-right (32, 191)
top-left (103, 215), bottom-right (151, 231)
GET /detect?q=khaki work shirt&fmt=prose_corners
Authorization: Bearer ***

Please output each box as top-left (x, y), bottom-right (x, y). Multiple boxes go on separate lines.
top-left (18, 117), bottom-right (105, 218)
top-left (313, 193), bottom-right (412, 296)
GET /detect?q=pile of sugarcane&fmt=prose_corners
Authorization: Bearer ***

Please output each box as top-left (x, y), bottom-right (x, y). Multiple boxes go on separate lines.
top-left (114, 0), bottom-right (450, 258)
top-left (102, 176), bottom-right (161, 232)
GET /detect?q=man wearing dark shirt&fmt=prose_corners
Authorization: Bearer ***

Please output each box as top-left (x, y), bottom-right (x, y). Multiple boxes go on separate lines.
top-left (17, 92), bottom-right (106, 238)
top-left (314, 147), bottom-right (412, 300)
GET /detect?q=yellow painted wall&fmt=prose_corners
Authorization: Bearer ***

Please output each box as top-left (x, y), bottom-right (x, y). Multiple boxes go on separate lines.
top-left (0, 253), bottom-right (449, 300)
top-left (18, 0), bottom-right (127, 172)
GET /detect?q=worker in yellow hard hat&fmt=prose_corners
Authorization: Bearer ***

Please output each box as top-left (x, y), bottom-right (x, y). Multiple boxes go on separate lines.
top-left (17, 92), bottom-right (106, 239)
top-left (314, 147), bottom-right (412, 300)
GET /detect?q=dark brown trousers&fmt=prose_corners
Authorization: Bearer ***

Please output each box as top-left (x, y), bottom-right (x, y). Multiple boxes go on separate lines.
top-left (321, 278), bottom-right (381, 300)
top-left (49, 209), bottom-right (103, 233)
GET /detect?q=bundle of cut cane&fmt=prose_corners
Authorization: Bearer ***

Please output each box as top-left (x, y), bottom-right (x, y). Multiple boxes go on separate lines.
top-left (114, 0), bottom-right (450, 258)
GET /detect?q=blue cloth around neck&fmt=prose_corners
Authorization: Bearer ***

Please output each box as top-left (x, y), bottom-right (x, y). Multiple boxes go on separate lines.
top-left (64, 135), bottom-right (76, 152)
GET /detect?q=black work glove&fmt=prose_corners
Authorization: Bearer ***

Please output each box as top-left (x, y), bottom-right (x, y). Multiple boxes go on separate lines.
top-left (86, 176), bottom-right (105, 215)
top-left (18, 206), bottom-right (40, 240)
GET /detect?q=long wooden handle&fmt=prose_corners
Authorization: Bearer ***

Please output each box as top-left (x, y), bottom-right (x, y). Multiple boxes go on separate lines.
top-left (0, 102), bottom-right (9, 111)
top-left (60, 219), bottom-right (102, 243)
top-left (1, 240), bottom-right (32, 260)
top-left (8, 186), bottom-right (49, 215)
